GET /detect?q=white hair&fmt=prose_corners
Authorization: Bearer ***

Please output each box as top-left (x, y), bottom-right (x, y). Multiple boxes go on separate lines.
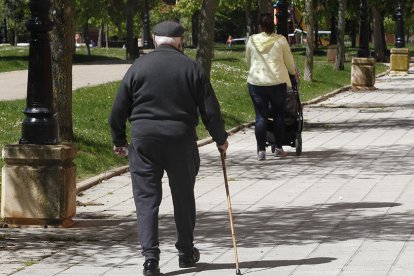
top-left (153, 35), bottom-right (182, 49)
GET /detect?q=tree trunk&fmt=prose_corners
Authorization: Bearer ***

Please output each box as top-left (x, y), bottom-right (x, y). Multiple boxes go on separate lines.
top-left (196, 0), bottom-right (217, 80)
top-left (314, 0), bottom-right (319, 50)
top-left (406, 28), bottom-right (410, 44)
top-left (258, 0), bottom-right (272, 14)
top-left (245, 0), bottom-right (252, 39)
top-left (126, 0), bottom-right (136, 60)
top-left (105, 22), bottom-right (109, 48)
top-left (329, 12), bottom-right (337, 45)
top-left (304, 0), bottom-right (315, 81)
top-left (116, 23), bottom-right (122, 41)
top-left (350, 20), bottom-right (357, 48)
top-left (335, 0), bottom-right (346, 70)
top-left (371, 6), bottom-right (385, 62)
top-left (72, 11), bottom-right (77, 56)
top-left (98, 20), bottom-right (103, 48)
top-left (191, 11), bottom-right (200, 48)
top-left (314, 20), bottom-right (319, 51)
top-left (83, 22), bottom-right (91, 56)
top-left (50, 0), bottom-right (74, 142)
top-left (381, 18), bottom-right (389, 57)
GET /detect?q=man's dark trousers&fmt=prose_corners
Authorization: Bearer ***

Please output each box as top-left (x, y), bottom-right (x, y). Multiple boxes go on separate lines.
top-left (129, 138), bottom-right (200, 261)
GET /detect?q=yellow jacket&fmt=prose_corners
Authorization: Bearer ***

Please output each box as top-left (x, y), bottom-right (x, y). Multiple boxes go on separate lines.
top-left (246, 32), bottom-right (296, 87)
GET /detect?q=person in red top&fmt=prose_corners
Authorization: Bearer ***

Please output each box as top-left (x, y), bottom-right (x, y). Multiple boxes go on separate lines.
top-left (226, 35), bottom-right (233, 48)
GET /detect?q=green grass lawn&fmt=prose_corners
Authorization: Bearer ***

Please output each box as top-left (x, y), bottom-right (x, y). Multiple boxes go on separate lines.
top-left (0, 46), bottom-right (127, 73)
top-left (0, 44), bottom-right (389, 184)
top-left (0, 46), bottom-right (29, 72)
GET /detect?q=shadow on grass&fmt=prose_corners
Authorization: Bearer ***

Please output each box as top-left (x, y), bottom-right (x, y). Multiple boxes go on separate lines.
top-left (0, 55), bottom-right (28, 62)
top-left (213, 57), bottom-right (242, 62)
top-left (222, 113), bottom-right (250, 129)
top-left (73, 55), bottom-right (130, 65)
top-left (297, 49), bottom-right (327, 56)
top-left (216, 48), bottom-right (246, 53)
top-left (74, 134), bottom-right (109, 152)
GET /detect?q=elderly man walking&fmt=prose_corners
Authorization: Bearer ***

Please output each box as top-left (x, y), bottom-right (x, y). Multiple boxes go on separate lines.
top-left (109, 21), bottom-right (228, 275)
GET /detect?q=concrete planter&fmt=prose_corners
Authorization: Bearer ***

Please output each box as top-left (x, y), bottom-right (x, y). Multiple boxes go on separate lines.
top-left (1, 144), bottom-right (77, 226)
top-left (351, 57), bottom-right (376, 91)
top-left (390, 48), bottom-right (409, 75)
top-left (327, 44), bottom-right (337, 63)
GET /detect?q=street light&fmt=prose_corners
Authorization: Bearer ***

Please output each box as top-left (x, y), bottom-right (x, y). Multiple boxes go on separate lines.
top-left (20, 0), bottom-right (58, 144)
top-left (395, 0), bottom-right (405, 48)
top-left (142, 0), bottom-right (152, 49)
top-left (357, 0), bottom-right (370, 58)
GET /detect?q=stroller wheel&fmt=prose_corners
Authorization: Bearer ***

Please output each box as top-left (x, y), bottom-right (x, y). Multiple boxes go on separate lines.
top-left (295, 133), bottom-right (302, 156)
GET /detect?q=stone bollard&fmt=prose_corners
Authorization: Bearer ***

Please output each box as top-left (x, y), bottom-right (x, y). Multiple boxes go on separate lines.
top-left (390, 48), bottom-right (409, 75)
top-left (1, 144), bottom-right (77, 227)
top-left (327, 44), bottom-right (337, 63)
top-left (351, 57), bottom-right (376, 91)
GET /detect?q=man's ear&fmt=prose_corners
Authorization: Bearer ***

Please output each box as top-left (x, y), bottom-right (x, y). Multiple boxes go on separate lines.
top-left (179, 37), bottom-right (184, 51)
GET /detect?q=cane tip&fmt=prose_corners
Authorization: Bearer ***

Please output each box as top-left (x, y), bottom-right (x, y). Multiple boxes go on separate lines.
top-left (236, 269), bottom-right (242, 275)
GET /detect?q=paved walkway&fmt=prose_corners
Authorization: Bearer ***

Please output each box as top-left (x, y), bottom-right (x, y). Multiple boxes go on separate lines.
top-left (0, 63), bottom-right (131, 101)
top-left (1, 69), bottom-right (414, 275)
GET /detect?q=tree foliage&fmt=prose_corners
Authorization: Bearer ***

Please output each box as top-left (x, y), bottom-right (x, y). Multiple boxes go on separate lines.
top-left (3, 0), bottom-right (29, 44)
top-left (0, 0), bottom-right (4, 18)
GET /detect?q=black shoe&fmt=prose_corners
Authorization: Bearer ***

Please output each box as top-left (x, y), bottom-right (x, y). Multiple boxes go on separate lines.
top-left (143, 259), bottom-right (160, 276)
top-left (179, 247), bottom-right (200, 268)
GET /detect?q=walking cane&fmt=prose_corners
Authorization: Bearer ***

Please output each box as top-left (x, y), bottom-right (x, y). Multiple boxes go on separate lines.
top-left (220, 150), bottom-right (242, 275)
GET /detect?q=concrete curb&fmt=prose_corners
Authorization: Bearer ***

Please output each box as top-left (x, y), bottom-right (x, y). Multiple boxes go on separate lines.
top-left (302, 69), bottom-right (390, 106)
top-left (76, 165), bottom-right (129, 194)
top-left (302, 85), bottom-right (352, 106)
top-left (76, 68), bottom-right (391, 193)
top-left (75, 122), bottom-right (255, 194)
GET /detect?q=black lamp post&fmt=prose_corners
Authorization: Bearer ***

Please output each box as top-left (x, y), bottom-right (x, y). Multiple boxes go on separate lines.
top-left (20, 0), bottom-right (58, 145)
top-left (142, 0), bottom-right (151, 49)
top-left (1, 18), bottom-right (7, 43)
top-left (274, 0), bottom-right (288, 39)
top-left (395, 0), bottom-right (405, 48)
top-left (357, 0), bottom-right (370, 57)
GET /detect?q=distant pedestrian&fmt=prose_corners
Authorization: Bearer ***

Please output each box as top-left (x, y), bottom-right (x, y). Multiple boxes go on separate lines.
top-left (245, 13), bottom-right (297, 160)
top-left (109, 21), bottom-right (228, 276)
top-left (226, 35), bottom-right (233, 48)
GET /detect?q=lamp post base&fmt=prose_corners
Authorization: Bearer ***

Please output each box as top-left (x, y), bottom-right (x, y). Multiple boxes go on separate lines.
top-left (390, 48), bottom-right (409, 75)
top-left (1, 144), bottom-right (77, 227)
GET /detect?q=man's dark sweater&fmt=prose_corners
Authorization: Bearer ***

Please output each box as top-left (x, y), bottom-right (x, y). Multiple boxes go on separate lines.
top-left (109, 45), bottom-right (228, 147)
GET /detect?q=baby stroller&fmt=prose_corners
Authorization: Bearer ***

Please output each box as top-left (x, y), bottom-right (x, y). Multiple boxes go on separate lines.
top-left (266, 74), bottom-right (303, 156)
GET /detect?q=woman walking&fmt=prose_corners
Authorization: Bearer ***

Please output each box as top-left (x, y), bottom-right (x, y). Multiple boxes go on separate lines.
top-left (245, 13), bottom-right (297, 160)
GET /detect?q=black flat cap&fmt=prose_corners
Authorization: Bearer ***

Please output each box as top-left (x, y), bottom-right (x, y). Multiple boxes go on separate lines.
top-left (153, 21), bottom-right (185, 37)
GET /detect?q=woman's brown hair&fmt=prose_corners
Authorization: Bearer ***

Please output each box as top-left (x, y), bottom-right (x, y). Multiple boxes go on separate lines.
top-left (259, 13), bottom-right (275, 34)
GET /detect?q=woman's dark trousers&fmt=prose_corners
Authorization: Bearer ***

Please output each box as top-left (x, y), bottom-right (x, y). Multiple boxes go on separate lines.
top-left (248, 83), bottom-right (287, 150)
